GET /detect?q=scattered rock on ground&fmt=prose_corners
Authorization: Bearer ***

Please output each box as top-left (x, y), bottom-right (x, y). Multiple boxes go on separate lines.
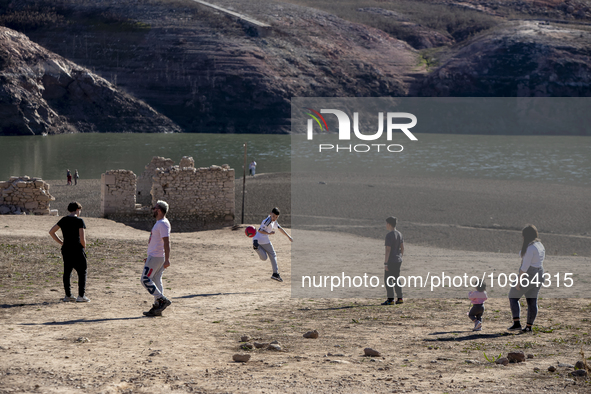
top-left (240, 336), bottom-right (250, 342)
top-left (496, 358), bottom-right (509, 366)
top-left (76, 337), bottom-right (90, 343)
top-left (253, 342), bottom-right (268, 349)
top-left (364, 348), bottom-right (381, 357)
top-left (558, 363), bottom-right (575, 368)
top-left (527, 354), bottom-right (534, 359)
top-left (233, 354), bottom-right (251, 363)
top-left (571, 369), bottom-right (588, 377)
top-left (548, 365), bottom-right (557, 372)
top-left (574, 360), bottom-right (586, 370)
top-left (303, 330), bottom-right (319, 339)
top-left (267, 344), bottom-right (282, 351)
top-left (507, 351), bottom-right (526, 363)
top-left (241, 343), bottom-right (253, 350)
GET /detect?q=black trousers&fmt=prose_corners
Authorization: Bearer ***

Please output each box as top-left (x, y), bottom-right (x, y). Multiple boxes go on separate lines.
top-left (469, 304), bottom-right (485, 322)
top-left (62, 247), bottom-right (87, 297)
top-left (384, 262), bottom-right (403, 299)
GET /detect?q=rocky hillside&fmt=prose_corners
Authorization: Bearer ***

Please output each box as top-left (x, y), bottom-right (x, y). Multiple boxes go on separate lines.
top-left (1, 0), bottom-right (590, 135)
top-left (0, 27), bottom-right (180, 135)
top-left (417, 21), bottom-right (591, 96)
top-left (1, 0), bottom-right (420, 134)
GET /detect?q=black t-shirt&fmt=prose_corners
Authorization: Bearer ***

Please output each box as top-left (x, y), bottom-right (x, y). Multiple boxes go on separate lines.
top-left (57, 216), bottom-right (86, 248)
top-left (385, 230), bottom-right (403, 264)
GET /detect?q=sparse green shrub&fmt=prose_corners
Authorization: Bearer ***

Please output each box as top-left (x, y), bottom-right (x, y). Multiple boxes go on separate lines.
top-left (0, 6), bottom-right (65, 31)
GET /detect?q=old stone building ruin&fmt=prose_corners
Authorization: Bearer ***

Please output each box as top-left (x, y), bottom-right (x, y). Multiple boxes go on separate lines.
top-left (101, 156), bottom-right (235, 230)
top-left (0, 176), bottom-right (56, 215)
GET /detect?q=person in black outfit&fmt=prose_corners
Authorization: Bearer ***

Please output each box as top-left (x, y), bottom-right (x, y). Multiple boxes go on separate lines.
top-left (49, 202), bottom-right (90, 302)
top-left (382, 216), bottom-right (404, 305)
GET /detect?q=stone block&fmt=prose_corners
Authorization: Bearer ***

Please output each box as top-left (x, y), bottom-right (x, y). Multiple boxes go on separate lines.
top-left (16, 182), bottom-right (27, 188)
top-left (25, 202), bottom-right (38, 209)
top-left (104, 174), bottom-right (116, 185)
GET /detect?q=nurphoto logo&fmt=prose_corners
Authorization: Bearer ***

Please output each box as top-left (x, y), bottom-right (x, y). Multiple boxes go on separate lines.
top-left (304, 108), bottom-right (418, 153)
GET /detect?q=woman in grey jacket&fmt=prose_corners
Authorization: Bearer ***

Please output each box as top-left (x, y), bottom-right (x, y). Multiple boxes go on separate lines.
top-left (507, 224), bottom-right (545, 333)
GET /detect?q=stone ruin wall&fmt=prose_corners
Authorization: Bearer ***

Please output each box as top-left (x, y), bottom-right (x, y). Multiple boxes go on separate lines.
top-left (151, 163), bottom-right (235, 226)
top-left (137, 157), bottom-right (175, 206)
top-left (102, 157), bottom-right (235, 230)
top-left (100, 170), bottom-right (137, 216)
top-left (0, 176), bottom-right (56, 215)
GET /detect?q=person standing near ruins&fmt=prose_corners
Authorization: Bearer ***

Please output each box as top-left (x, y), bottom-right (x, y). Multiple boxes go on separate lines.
top-left (49, 201), bottom-right (90, 302)
top-left (74, 170), bottom-right (80, 185)
top-left (142, 200), bottom-right (173, 317)
top-left (249, 160), bottom-right (257, 177)
top-left (66, 169), bottom-right (72, 186)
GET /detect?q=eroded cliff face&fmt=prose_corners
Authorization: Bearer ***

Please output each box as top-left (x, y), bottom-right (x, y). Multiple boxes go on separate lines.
top-left (2, 0), bottom-right (591, 135)
top-left (417, 21), bottom-right (591, 97)
top-left (2, 0), bottom-right (420, 134)
top-left (0, 26), bottom-right (180, 135)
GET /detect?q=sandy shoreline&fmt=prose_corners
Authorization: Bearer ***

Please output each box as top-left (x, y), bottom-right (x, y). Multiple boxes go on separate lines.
top-left (42, 172), bottom-right (591, 256)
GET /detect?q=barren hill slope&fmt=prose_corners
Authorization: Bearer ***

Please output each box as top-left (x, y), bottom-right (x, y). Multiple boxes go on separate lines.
top-left (0, 26), bottom-right (180, 135)
top-left (1, 0), bottom-right (591, 135)
top-left (1, 0), bottom-right (420, 134)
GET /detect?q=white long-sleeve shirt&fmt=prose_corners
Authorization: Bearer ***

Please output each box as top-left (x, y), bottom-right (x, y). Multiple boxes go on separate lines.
top-left (519, 241), bottom-right (545, 272)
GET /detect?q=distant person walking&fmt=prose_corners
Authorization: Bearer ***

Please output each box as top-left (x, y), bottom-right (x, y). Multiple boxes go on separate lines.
top-left (252, 207), bottom-right (292, 282)
top-left (249, 160), bottom-right (257, 177)
top-left (382, 216), bottom-right (404, 305)
top-left (74, 170), bottom-right (79, 185)
top-left (66, 169), bottom-right (72, 186)
top-left (49, 201), bottom-right (90, 302)
top-left (507, 224), bottom-right (545, 333)
top-left (142, 200), bottom-right (173, 317)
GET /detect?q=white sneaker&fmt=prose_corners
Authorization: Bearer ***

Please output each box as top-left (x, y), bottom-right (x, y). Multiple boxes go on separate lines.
top-left (76, 296), bottom-right (91, 302)
top-left (62, 296), bottom-right (76, 302)
top-left (473, 320), bottom-right (482, 331)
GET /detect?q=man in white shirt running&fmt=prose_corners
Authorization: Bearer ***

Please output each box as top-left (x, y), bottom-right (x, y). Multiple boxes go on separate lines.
top-left (253, 207), bottom-right (292, 282)
top-left (142, 200), bottom-right (172, 317)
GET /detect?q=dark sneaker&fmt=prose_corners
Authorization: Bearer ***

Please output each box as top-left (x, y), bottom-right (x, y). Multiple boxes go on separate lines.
top-left (271, 273), bottom-right (283, 282)
top-left (156, 297), bottom-right (172, 313)
top-left (381, 300), bottom-right (393, 305)
top-left (253, 240), bottom-right (259, 250)
top-left (521, 326), bottom-right (533, 333)
top-left (508, 322), bottom-right (522, 331)
top-left (143, 303), bottom-right (162, 317)
top-left (395, 299), bottom-right (404, 305)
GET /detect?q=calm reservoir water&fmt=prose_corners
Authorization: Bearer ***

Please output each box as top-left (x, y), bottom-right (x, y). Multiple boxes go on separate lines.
top-left (0, 133), bottom-right (589, 185)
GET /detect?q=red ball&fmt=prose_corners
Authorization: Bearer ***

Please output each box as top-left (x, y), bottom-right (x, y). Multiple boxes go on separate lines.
top-left (245, 226), bottom-right (256, 238)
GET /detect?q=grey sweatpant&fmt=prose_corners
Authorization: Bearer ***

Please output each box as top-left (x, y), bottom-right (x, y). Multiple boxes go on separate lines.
top-left (141, 255), bottom-right (166, 300)
top-left (255, 242), bottom-right (278, 274)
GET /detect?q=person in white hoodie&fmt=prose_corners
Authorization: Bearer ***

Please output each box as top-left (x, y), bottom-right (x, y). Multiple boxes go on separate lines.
top-left (468, 281), bottom-right (488, 331)
top-left (507, 224), bottom-right (545, 333)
